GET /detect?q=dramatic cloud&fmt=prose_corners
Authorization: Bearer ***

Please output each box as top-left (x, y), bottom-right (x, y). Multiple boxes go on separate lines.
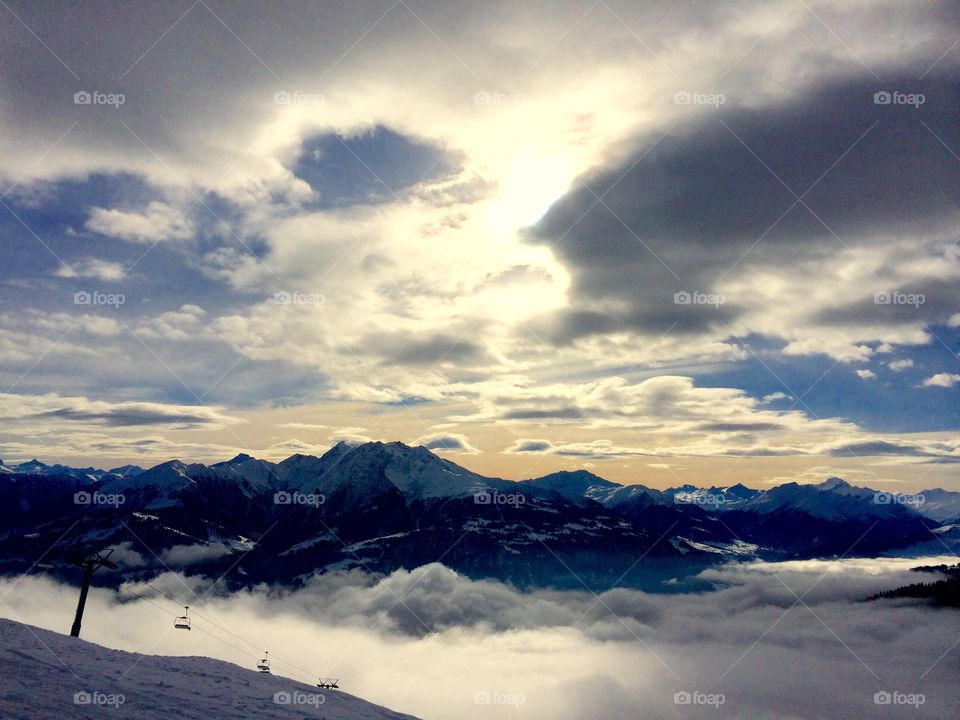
top-left (1, 0), bottom-right (958, 487)
top-left (529, 69), bottom-right (959, 361)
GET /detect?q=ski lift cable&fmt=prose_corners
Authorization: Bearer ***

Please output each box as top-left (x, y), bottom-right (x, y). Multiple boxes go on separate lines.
top-left (132, 579), bottom-right (263, 650)
top-left (124, 589), bottom-right (257, 662)
top-left (117, 584), bottom-right (180, 617)
top-left (118, 586), bottom-right (257, 658)
top-left (128, 579), bottom-right (327, 683)
top-left (191, 628), bottom-right (309, 684)
top-left (135, 579), bottom-right (264, 650)
top-left (170, 599), bottom-right (320, 680)
top-left (190, 625), bottom-right (261, 661)
top-left (131, 578), bottom-right (190, 609)
top-left (120, 585), bottom-right (311, 684)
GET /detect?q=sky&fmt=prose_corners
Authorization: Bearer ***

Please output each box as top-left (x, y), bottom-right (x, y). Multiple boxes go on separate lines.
top-left (1, 557), bottom-right (958, 719)
top-left (0, 0), bottom-right (958, 490)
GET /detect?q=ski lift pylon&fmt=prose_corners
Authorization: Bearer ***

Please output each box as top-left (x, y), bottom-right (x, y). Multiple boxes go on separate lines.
top-left (257, 651), bottom-right (271, 673)
top-left (317, 677), bottom-right (339, 689)
top-left (174, 606), bottom-right (191, 631)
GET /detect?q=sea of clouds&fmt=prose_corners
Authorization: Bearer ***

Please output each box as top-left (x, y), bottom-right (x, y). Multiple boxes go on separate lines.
top-left (1, 556), bottom-right (957, 719)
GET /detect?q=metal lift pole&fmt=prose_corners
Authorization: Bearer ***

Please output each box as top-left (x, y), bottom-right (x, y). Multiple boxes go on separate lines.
top-left (69, 561), bottom-right (95, 637)
top-left (70, 550), bottom-right (118, 638)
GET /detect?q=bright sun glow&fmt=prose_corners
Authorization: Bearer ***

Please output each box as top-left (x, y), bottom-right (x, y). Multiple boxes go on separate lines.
top-left (487, 154), bottom-right (575, 231)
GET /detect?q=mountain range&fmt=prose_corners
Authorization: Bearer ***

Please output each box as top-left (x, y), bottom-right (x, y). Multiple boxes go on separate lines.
top-left (0, 442), bottom-right (955, 592)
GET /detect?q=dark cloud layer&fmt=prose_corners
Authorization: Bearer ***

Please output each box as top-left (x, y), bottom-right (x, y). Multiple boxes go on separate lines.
top-left (362, 333), bottom-right (487, 367)
top-left (529, 68), bottom-right (960, 343)
top-left (34, 407), bottom-right (215, 427)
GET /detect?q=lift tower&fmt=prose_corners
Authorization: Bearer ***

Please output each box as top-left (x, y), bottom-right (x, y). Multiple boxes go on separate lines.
top-left (70, 550), bottom-right (118, 638)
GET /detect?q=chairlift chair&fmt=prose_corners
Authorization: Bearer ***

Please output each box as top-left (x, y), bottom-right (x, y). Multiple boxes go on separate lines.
top-left (174, 606), bottom-right (191, 631)
top-left (257, 651), bottom-right (271, 673)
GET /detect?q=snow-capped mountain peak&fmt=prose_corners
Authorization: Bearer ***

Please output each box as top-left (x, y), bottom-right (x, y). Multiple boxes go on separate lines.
top-left (722, 483), bottom-right (758, 499)
top-left (210, 454), bottom-right (279, 490)
top-left (228, 453), bottom-right (255, 463)
top-left (99, 459), bottom-right (195, 495)
top-left (15, 459), bottom-right (49, 474)
top-left (818, 477), bottom-right (852, 491)
top-left (274, 441), bottom-right (493, 507)
top-left (523, 469), bottom-right (621, 498)
top-left (335, 441), bottom-right (492, 500)
top-left (106, 464), bottom-right (144, 478)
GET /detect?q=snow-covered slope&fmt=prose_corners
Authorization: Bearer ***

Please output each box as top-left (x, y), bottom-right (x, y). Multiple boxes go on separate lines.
top-left (590, 483), bottom-right (666, 509)
top-left (12, 459), bottom-right (50, 475)
top-left (913, 488), bottom-right (960, 523)
top-left (210, 453), bottom-right (280, 492)
top-left (0, 459), bottom-right (144, 481)
top-left (105, 464), bottom-right (145, 478)
top-left (738, 477), bottom-right (902, 521)
top-left (662, 483), bottom-right (759, 511)
top-left (99, 459), bottom-right (197, 493)
top-left (0, 618), bottom-right (419, 720)
top-left (2, 459), bottom-right (108, 482)
top-left (98, 460), bottom-right (201, 509)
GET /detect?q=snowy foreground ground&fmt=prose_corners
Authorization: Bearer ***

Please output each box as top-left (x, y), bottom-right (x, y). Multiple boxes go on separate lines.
top-left (0, 618), bottom-right (419, 720)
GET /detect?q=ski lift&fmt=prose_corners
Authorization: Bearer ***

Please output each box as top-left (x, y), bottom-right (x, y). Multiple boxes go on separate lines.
top-left (317, 678), bottom-right (339, 689)
top-left (257, 651), bottom-right (271, 674)
top-left (174, 606), bottom-right (191, 631)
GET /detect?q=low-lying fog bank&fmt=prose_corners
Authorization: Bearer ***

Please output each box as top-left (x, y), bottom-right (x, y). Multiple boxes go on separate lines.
top-left (1, 556), bottom-right (956, 719)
